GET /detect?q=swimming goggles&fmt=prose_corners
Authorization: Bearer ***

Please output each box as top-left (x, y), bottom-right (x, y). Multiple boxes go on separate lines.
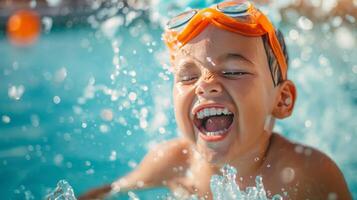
top-left (163, 0), bottom-right (287, 80)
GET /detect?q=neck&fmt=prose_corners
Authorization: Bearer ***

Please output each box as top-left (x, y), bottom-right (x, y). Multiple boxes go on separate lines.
top-left (207, 131), bottom-right (273, 178)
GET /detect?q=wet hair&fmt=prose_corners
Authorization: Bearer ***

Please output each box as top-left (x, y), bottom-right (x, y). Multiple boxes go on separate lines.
top-left (262, 29), bottom-right (289, 86)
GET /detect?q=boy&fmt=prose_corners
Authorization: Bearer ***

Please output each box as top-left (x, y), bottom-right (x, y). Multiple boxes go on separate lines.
top-left (79, 1), bottom-right (352, 199)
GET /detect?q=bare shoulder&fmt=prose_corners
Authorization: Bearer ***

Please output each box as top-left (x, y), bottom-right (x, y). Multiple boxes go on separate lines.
top-left (132, 137), bottom-right (192, 186)
top-left (147, 137), bottom-right (192, 167)
top-left (267, 133), bottom-right (352, 199)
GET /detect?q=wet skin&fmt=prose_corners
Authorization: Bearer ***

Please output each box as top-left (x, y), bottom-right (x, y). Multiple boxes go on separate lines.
top-left (78, 25), bottom-right (352, 200)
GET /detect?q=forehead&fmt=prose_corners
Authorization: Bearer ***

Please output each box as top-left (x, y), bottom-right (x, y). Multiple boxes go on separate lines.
top-left (172, 24), bottom-right (265, 65)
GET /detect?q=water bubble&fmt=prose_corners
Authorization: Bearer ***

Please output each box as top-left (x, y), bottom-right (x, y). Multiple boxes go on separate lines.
top-left (331, 16), bottom-right (342, 27)
top-left (182, 149), bottom-right (188, 154)
top-left (128, 92), bottom-right (137, 101)
top-left (280, 167), bottom-right (295, 183)
top-left (53, 154), bottom-right (63, 166)
top-left (128, 160), bottom-right (137, 168)
top-left (101, 16), bottom-right (124, 39)
top-left (100, 109), bottom-right (113, 121)
top-left (81, 122), bottom-right (87, 128)
top-left (63, 133), bottom-right (71, 141)
top-left (297, 16), bottom-right (313, 30)
top-left (8, 85), bottom-right (25, 100)
top-left (86, 169), bottom-right (95, 174)
top-left (304, 120), bottom-right (312, 128)
top-left (294, 145), bottom-right (304, 154)
top-left (2, 115), bottom-right (11, 124)
top-left (109, 150), bottom-right (117, 161)
top-left (353, 65), bottom-right (357, 74)
top-left (53, 96), bottom-right (61, 104)
top-left (159, 127), bottom-right (166, 134)
top-left (289, 29), bottom-right (299, 40)
top-left (140, 119), bottom-right (148, 129)
top-left (54, 67), bottom-right (67, 83)
top-left (334, 26), bottom-right (355, 49)
top-left (327, 192), bottom-right (338, 200)
top-left (30, 115), bottom-right (40, 127)
top-left (46, 0), bottom-right (62, 7)
top-left (254, 157), bottom-right (260, 162)
top-left (42, 16), bottom-right (53, 33)
top-left (304, 148), bottom-right (313, 156)
top-left (85, 161), bottom-right (91, 166)
top-left (99, 124), bottom-right (110, 133)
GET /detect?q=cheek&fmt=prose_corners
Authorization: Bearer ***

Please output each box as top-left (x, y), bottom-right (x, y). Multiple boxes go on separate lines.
top-left (173, 85), bottom-right (196, 140)
top-left (228, 82), bottom-right (270, 132)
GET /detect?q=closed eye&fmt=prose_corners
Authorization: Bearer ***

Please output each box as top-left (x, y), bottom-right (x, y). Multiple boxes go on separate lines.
top-left (222, 71), bottom-right (249, 77)
top-left (177, 75), bottom-right (199, 83)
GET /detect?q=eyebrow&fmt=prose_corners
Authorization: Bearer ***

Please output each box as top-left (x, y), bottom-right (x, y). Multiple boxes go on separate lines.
top-left (218, 53), bottom-right (253, 66)
top-left (173, 61), bottom-right (197, 73)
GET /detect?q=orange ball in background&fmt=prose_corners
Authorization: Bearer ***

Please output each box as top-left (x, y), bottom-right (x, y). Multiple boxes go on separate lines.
top-left (7, 10), bottom-right (41, 46)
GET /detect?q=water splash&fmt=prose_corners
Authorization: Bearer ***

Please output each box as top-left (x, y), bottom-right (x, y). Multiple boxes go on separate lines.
top-left (209, 165), bottom-right (283, 200)
top-left (46, 180), bottom-right (76, 200)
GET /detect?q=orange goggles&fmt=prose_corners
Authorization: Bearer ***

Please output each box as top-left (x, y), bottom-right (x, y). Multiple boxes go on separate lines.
top-left (163, 0), bottom-right (287, 80)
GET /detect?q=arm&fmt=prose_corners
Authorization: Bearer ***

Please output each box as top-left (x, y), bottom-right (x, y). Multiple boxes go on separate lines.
top-left (78, 138), bottom-right (191, 200)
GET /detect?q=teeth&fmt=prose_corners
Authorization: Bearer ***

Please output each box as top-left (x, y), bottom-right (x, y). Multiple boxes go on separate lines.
top-left (196, 107), bottom-right (232, 119)
top-left (223, 108), bottom-right (228, 115)
top-left (210, 108), bottom-right (216, 116)
top-left (205, 128), bottom-right (228, 136)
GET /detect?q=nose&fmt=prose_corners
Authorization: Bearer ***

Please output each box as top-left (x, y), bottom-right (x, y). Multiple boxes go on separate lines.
top-left (195, 71), bottom-right (222, 97)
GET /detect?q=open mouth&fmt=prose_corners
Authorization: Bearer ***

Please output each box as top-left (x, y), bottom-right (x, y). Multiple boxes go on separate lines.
top-left (193, 106), bottom-right (234, 141)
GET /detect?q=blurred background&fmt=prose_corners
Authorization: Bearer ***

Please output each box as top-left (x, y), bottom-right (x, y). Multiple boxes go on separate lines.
top-left (0, 0), bottom-right (356, 199)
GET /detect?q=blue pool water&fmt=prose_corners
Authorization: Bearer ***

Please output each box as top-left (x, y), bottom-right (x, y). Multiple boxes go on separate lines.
top-left (1, 1), bottom-right (357, 199)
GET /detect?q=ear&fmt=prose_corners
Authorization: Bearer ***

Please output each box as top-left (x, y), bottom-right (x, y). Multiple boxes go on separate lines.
top-left (272, 80), bottom-right (297, 119)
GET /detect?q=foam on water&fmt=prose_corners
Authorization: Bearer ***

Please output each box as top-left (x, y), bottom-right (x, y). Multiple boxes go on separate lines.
top-left (209, 165), bottom-right (283, 200)
top-left (46, 180), bottom-right (76, 200)
top-left (46, 165), bottom-right (283, 200)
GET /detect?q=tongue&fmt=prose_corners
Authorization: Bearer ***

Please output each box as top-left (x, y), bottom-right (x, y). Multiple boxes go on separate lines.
top-left (204, 115), bottom-right (233, 132)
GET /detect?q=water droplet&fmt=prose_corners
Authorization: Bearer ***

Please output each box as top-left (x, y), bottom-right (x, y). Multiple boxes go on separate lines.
top-left (352, 65), bottom-right (357, 74)
top-left (2, 115), bottom-right (11, 124)
top-left (128, 160), bottom-right (137, 168)
top-left (294, 145), bottom-right (304, 154)
top-left (304, 120), bottom-right (312, 128)
top-left (109, 151), bottom-right (117, 161)
top-left (42, 16), bottom-right (53, 33)
top-left (100, 109), bottom-right (113, 121)
top-left (99, 124), bottom-right (110, 133)
top-left (182, 149), bottom-right (188, 154)
top-left (159, 127), bottom-right (166, 134)
top-left (128, 92), bottom-right (137, 101)
top-left (327, 192), bottom-right (338, 200)
top-left (54, 67), bottom-right (67, 82)
top-left (81, 122), bottom-right (87, 128)
top-left (304, 148), bottom-right (312, 156)
top-left (297, 16), bottom-right (313, 30)
top-left (280, 167), bottom-right (295, 183)
top-left (46, 0), bottom-right (62, 7)
top-left (8, 85), bottom-right (25, 100)
top-left (54, 154), bottom-right (63, 166)
top-left (53, 96), bottom-right (61, 104)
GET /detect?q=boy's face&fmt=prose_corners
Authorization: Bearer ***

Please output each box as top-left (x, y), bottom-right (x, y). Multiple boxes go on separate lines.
top-left (172, 25), bottom-right (279, 165)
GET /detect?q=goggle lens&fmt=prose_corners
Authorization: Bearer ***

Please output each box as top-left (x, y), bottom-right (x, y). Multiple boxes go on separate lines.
top-left (217, 1), bottom-right (251, 16)
top-left (167, 10), bottom-right (198, 29)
